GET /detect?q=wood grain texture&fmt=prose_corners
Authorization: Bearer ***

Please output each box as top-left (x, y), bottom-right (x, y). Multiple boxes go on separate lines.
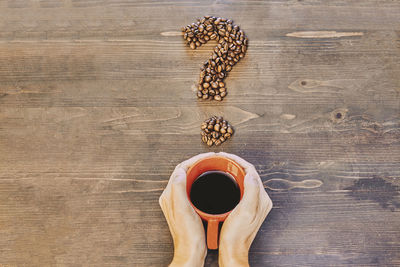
top-left (0, 0), bottom-right (399, 266)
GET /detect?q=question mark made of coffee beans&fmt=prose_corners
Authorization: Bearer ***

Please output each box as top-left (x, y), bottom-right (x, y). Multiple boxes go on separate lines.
top-left (182, 16), bottom-right (248, 101)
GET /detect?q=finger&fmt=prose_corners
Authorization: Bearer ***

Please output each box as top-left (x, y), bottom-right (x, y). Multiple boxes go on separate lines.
top-left (249, 192), bottom-right (273, 240)
top-left (171, 168), bottom-right (197, 217)
top-left (217, 152), bottom-right (255, 172)
top-left (260, 189), bottom-right (273, 216)
top-left (232, 171), bottom-right (260, 219)
top-left (245, 165), bottom-right (264, 190)
top-left (159, 194), bottom-right (178, 238)
top-left (178, 152), bottom-right (216, 171)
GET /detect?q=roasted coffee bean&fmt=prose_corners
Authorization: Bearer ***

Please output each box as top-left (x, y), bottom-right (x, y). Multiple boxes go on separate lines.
top-left (198, 24), bottom-right (204, 32)
top-left (207, 139), bottom-right (213, 146)
top-left (182, 16), bottom-right (248, 101)
top-left (212, 131), bottom-right (219, 139)
top-left (200, 116), bottom-right (234, 146)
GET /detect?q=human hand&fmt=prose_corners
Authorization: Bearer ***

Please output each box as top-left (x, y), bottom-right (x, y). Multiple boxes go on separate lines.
top-left (217, 152), bottom-right (273, 267)
top-left (159, 152), bottom-right (216, 267)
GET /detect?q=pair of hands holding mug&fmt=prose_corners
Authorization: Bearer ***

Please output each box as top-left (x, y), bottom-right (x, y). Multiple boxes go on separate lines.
top-left (159, 152), bottom-right (273, 267)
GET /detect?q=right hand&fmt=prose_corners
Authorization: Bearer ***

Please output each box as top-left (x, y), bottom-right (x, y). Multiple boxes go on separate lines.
top-left (217, 152), bottom-right (273, 267)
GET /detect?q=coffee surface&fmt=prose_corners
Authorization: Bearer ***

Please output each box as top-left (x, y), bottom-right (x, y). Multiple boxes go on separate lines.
top-left (190, 170), bottom-right (240, 214)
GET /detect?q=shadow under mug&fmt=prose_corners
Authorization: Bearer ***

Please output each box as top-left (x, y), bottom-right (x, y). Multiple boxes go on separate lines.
top-left (186, 156), bottom-right (245, 249)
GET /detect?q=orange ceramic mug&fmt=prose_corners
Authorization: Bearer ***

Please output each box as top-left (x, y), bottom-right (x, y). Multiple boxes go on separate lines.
top-left (186, 156), bottom-right (245, 249)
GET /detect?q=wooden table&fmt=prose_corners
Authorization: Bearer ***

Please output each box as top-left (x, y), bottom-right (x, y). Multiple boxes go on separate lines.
top-left (1, 1), bottom-right (399, 266)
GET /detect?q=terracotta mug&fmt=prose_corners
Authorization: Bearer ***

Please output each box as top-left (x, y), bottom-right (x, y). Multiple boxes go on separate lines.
top-left (186, 156), bottom-right (245, 249)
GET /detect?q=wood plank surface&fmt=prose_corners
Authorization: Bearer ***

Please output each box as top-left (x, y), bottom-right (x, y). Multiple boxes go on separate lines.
top-left (0, 0), bottom-right (399, 266)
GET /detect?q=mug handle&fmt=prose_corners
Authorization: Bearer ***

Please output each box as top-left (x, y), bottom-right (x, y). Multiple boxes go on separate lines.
top-left (207, 219), bottom-right (219, 249)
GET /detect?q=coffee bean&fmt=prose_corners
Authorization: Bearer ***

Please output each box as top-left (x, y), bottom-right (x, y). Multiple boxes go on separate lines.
top-left (204, 76), bottom-right (212, 82)
top-left (212, 131), bottom-right (219, 139)
top-left (214, 123), bottom-right (220, 132)
top-left (203, 82), bottom-right (210, 89)
top-left (207, 139), bottom-right (213, 146)
top-left (215, 140), bottom-right (222, 146)
top-left (211, 82), bottom-right (218, 89)
top-left (214, 95), bottom-right (222, 101)
top-left (220, 91), bottom-right (227, 98)
top-left (227, 127), bottom-right (233, 134)
top-left (197, 91), bottom-right (202, 98)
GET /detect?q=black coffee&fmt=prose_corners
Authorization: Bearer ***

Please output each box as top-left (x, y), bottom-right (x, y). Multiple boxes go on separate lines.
top-left (190, 171), bottom-right (240, 214)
